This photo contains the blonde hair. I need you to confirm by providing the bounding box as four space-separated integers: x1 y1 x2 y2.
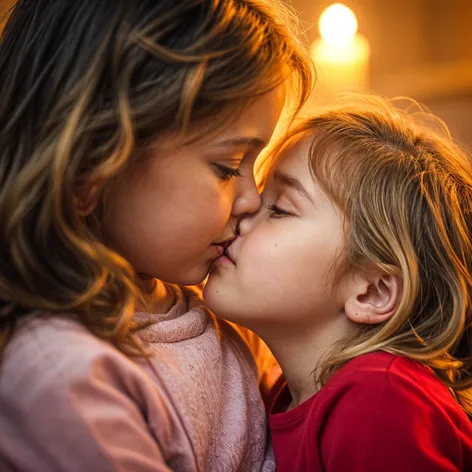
0 0 314 357
273 95 472 415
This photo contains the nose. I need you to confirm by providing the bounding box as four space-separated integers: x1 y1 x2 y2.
231 173 261 217
237 209 259 236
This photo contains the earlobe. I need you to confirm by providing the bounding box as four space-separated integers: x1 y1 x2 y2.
344 271 402 325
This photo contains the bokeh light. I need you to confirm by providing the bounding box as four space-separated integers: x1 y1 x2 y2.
319 3 358 46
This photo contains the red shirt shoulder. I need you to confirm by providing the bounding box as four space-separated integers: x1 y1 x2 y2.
269 352 472 472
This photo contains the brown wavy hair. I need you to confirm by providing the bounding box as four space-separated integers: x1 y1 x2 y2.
0 0 314 357
271 96 472 415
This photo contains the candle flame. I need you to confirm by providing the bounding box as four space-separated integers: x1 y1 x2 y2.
319 3 358 46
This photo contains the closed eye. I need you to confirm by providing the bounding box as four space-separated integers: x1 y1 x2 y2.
267 202 292 219
214 163 242 181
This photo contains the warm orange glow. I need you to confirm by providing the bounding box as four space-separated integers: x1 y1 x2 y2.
319 3 358 46
310 2 370 105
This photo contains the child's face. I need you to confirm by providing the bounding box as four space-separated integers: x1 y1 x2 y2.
102 86 285 285
204 138 346 330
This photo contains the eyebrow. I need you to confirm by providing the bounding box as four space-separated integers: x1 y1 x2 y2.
212 137 267 149
273 170 314 203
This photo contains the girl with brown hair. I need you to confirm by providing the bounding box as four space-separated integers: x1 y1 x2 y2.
0 1 314 470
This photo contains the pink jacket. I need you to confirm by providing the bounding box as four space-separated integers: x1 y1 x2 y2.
0 286 278 471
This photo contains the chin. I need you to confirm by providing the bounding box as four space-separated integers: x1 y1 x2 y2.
203 282 226 315
172 267 209 285
203 283 243 325
160 264 209 287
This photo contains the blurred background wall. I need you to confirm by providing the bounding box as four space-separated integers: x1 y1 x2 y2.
1 0 471 146
286 0 472 147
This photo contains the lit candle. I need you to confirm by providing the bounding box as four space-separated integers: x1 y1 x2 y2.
310 3 370 104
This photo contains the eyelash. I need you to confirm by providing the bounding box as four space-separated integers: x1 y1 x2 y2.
267 202 292 219
214 164 242 181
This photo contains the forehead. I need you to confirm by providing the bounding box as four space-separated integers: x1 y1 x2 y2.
162 85 287 152
273 137 312 179
218 85 287 145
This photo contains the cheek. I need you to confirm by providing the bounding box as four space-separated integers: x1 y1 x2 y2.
190 182 236 235
161 177 235 231
240 229 334 294
238 230 301 288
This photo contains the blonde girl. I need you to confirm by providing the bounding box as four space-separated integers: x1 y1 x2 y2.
205 96 472 471
0 1 314 471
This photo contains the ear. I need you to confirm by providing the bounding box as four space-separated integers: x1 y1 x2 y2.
344 269 402 325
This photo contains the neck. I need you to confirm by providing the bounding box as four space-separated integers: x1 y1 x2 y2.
255 314 356 408
135 275 176 314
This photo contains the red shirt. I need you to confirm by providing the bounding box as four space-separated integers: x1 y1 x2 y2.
269 352 472 472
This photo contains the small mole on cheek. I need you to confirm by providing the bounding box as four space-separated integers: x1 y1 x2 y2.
275 244 278 247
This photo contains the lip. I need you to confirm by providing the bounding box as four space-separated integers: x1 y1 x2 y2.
212 241 236 267
213 244 225 257
212 235 236 257
213 253 235 267
224 247 236 265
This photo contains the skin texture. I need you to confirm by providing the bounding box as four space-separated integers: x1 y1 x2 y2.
205 139 347 331
101 86 286 304
205 139 401 404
